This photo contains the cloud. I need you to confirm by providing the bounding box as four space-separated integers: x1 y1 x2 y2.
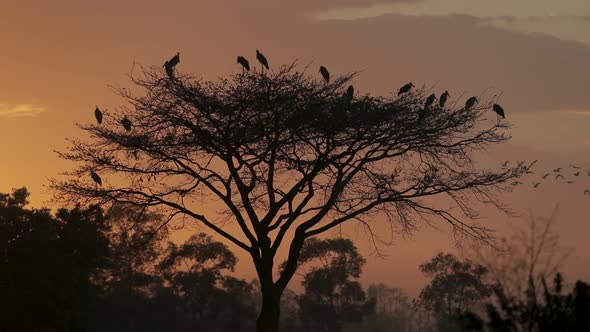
0 103 46 118
305 0 590 45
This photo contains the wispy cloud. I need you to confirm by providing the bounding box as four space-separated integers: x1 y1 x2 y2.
306 0 590 45
0 103 46 118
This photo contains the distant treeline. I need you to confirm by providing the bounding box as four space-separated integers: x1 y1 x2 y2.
1 188 589 332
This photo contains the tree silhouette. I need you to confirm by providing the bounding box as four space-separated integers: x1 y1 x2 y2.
52 56 531 331
292 238 374 332
0 188 109 331
416 252 491 331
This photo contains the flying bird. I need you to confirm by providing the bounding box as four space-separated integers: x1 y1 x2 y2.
95 106 103 125
90 171 102 186
237 56 250 71
425 93 436 109
542 173 550 179
492 103 506 118
439 91 449 107
319 65 330 83
121 117 132 132
533 182 541 188
398 82 414 95
553 168 562 172
256 50 269 72
465 97 478 110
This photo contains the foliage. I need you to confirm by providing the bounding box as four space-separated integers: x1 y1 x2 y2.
294 238 375 332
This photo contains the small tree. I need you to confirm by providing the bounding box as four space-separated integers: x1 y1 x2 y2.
52 56 530 331
416 252 492 331
294 238 374 332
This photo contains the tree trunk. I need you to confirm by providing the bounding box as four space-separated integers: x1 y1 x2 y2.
256 284 281 332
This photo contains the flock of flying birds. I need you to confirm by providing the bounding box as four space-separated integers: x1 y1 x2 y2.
511 161 590 196
89 51 588 198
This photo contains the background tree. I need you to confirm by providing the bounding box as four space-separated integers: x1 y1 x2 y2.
51 55 531 331
0 188 109 331
361 284 413 332
157 232 257 330
416 252 492 331
292 237 374 332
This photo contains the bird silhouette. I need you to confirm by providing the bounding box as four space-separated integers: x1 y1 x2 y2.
492 103 506 118
533 182 541 188
465 97 478 110
439 90 449 107
256 50 269 72
343 85 354 105
90 171 102 186
425 93 436 109
584 189 590 195
555 174 565 180
542 173 550 179
398 82 414 95
167 52 180 67
237 56 250 71
319 66 330 83
121 117 132 132
553 168 562 172
95 106 103 125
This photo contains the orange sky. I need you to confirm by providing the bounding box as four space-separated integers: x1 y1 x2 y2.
1 0 590 296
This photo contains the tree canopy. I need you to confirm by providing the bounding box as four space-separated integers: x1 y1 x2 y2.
51 55 531 331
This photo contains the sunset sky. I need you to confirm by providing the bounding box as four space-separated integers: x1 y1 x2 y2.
1 0 590 295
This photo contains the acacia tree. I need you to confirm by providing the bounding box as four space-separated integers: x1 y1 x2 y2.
52 56 530 331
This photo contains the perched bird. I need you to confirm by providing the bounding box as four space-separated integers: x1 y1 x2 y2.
90 171 102 186
555 174 565 180
465 96 478 110
398 82 414 95
256 50 269 71
492 103 506 118
533 182 541 188
439 90 449 107
167 52 180 68
553 168 562 172
121 117 132 132
584 189 590 195
425 93 436 109
164 62 175 79
542 173 550 179
95 106 103 125
319 65 330 83
346 85 354 101
237 56 250 71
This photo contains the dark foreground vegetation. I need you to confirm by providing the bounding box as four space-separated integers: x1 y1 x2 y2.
2 188 588 332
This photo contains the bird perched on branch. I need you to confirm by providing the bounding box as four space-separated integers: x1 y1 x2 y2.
425 93 436 109
319 65 330 83
121 116 132 132
237 56 250 71
256 50 269 72
398 82 414 95
493 103 506 119
90 171 102 186
163 52 180 79
465 96 478 110
94 106 103 125
439 90 449 107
